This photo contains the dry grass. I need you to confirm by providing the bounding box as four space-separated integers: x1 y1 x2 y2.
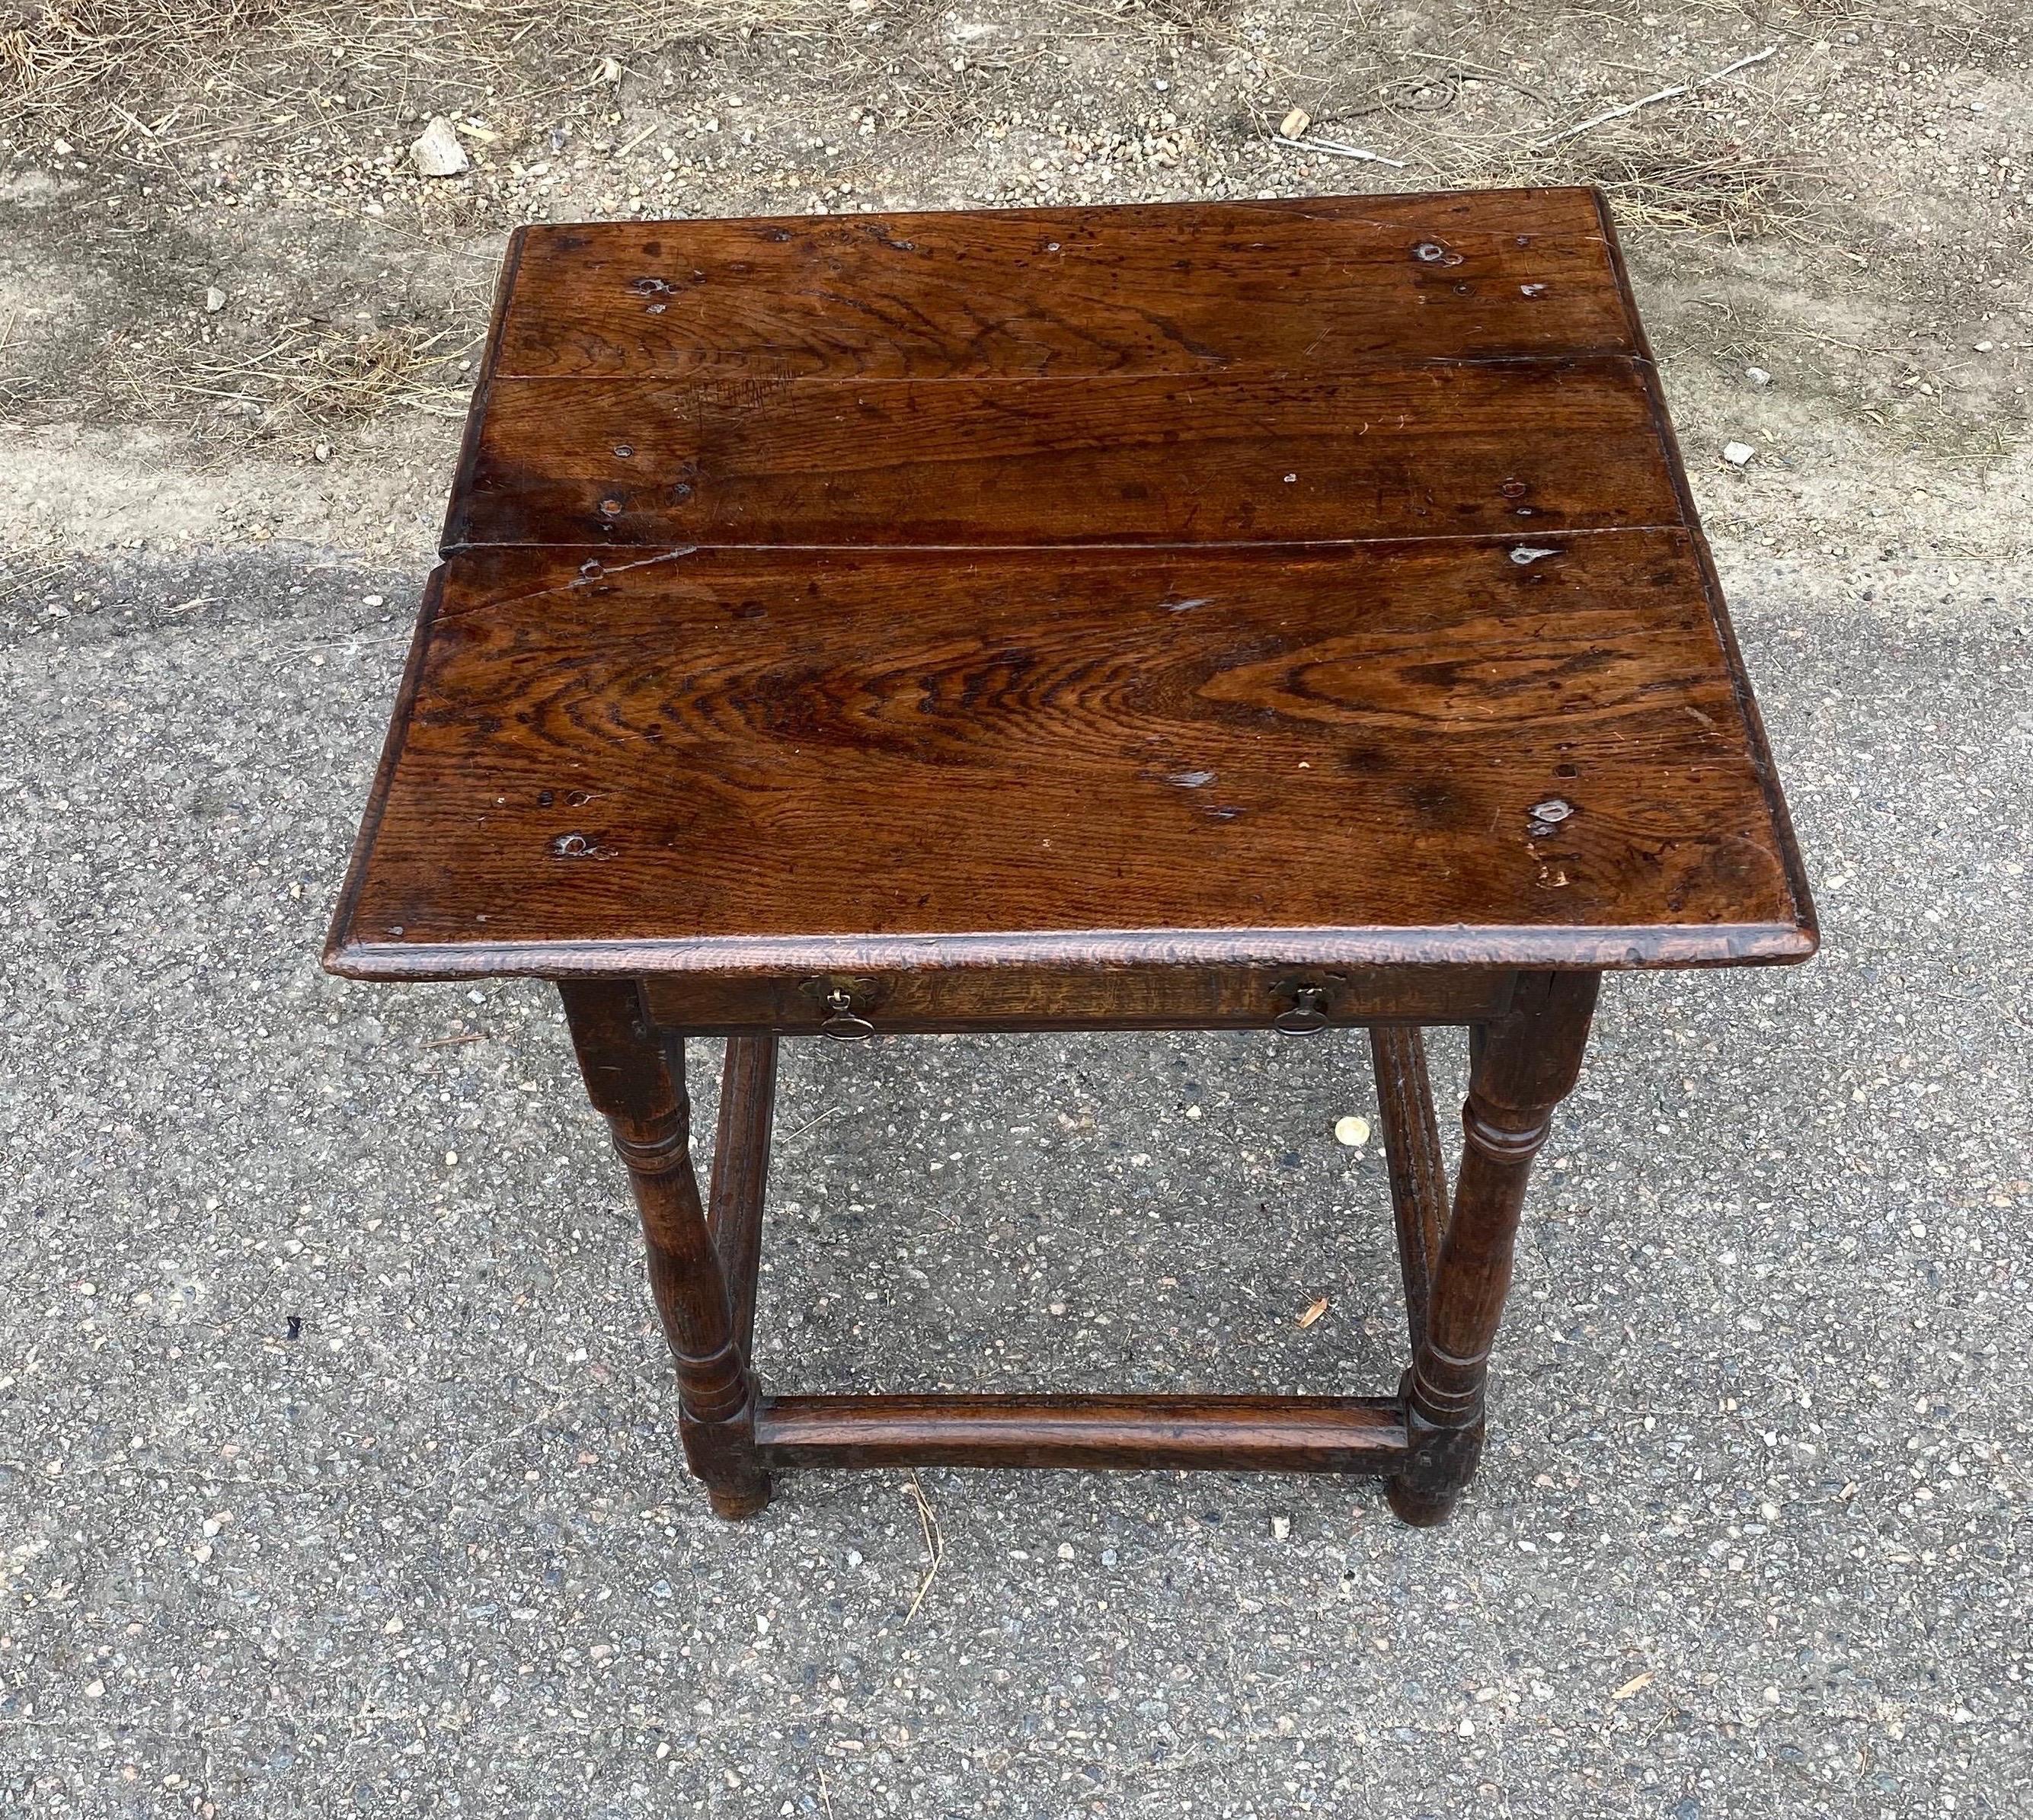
1199 1 1820 241
566 0 838 50
1549 120 1817 239
101 318 473 430
0 545 70 604
2 0 281 135
4 0 1825 261
276 321 471 421
1133 0 1242 26
1 0 840 142
0 304 27 411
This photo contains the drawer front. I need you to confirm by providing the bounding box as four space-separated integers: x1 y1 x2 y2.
641 964 1516 1036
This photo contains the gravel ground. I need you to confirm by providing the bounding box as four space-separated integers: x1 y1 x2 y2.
2 540 2028 1816
4 0 2031 1811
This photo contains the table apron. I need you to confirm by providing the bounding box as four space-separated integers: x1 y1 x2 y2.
640 964 1517 1036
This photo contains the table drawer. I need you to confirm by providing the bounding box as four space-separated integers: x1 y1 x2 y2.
641 964 1516 1037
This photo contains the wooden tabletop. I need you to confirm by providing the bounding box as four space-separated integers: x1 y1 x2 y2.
326 190 1815 981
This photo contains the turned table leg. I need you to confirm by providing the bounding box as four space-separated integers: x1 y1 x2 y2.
559 980 771 1518
1388 971 1600 1526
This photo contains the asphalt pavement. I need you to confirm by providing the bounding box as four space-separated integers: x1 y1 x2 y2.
1 543 2028 1816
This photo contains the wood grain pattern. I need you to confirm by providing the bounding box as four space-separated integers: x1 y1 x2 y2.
706 1034 775 1358
559 979 769 1517
451 359 1676 549
325 532 1812 979
1372 1026 1446 1352
324 193 1818 1525
493 192 1635 383
1389 970 1597 1524
639 963 1515 1035
753 1393 1409 1472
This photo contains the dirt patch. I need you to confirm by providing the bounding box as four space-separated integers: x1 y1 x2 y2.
2 0 2028 569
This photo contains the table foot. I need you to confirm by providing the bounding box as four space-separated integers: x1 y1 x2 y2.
706 1476 774 1521
1386 1405 1485 1526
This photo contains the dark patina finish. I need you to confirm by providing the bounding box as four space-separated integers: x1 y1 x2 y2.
327 190 1814 1524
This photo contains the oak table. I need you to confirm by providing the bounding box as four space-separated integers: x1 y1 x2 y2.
325 189 1815 1524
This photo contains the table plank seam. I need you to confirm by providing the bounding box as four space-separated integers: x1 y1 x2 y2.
432 524 1696 562
482 354 1662 385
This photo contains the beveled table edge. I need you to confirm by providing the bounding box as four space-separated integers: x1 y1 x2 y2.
1587 188 1821 971
497 184 1617 242
321 920 1817 984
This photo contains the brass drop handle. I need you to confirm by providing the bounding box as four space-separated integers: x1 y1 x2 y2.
1272 983 1331 1036
819 987 876 1043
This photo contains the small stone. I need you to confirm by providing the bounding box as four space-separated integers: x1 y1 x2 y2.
314 442 331 462
1334 1115 1370 1147
1745 366 1770 386
596 55 625 85
52 137 73 157
1974 339 1995 352
205 286 226 312
362 593 385 606
409 117 469 178
1279 107 1311 140
1722 441 1755 467
1270 1513 1291 1541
